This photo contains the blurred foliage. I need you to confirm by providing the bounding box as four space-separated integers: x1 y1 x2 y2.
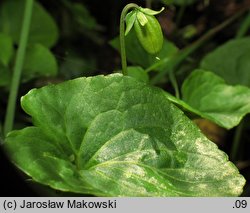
0 0 59 47
201 38 250 87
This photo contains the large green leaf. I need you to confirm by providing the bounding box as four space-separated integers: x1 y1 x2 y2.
0 0 58 48
201 38 250 87
4 74 245 196
0 33 13 66
110 29 178 71
165 69 250 129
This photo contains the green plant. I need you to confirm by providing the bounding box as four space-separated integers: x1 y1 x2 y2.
2 1 249 196
119 3 164 75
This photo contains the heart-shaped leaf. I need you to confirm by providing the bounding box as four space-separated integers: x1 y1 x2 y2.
165 69 250 129
4 74 245 196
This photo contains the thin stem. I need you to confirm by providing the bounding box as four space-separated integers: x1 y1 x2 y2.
120 3 139 75
231 119 245 162
236 11 250 38
169 71 180 98
150 7 249 85
4 0 34 136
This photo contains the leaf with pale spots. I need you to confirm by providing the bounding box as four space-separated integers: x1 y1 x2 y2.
4 74 245 196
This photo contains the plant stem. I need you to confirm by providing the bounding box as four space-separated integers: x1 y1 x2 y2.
236 11 250 38
150 7 249 85
120 3 139 75
169 71 180 98
231 119 245 162
3 0 33 136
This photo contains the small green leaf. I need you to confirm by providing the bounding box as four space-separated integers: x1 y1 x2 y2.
201 38 250 87
165 69 250 129
0 0 59 47
5 74 245 196
139 7 165 16
23 44 58 82
126 66 149 83
134 15 163 54
125 11 137 36
182 25 198 39
0 33 13 66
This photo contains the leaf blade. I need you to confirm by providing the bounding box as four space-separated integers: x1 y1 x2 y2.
5 74 246 196
201 38 250 87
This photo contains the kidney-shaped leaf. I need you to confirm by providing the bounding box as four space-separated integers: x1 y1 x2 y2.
166 69 250 129
4 74 245 196
201 38 250 87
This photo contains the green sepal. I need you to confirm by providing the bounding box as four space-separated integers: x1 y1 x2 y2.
139 7 165 16
125 11 137 36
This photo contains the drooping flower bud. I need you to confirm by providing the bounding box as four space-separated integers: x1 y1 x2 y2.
125 7 164 54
